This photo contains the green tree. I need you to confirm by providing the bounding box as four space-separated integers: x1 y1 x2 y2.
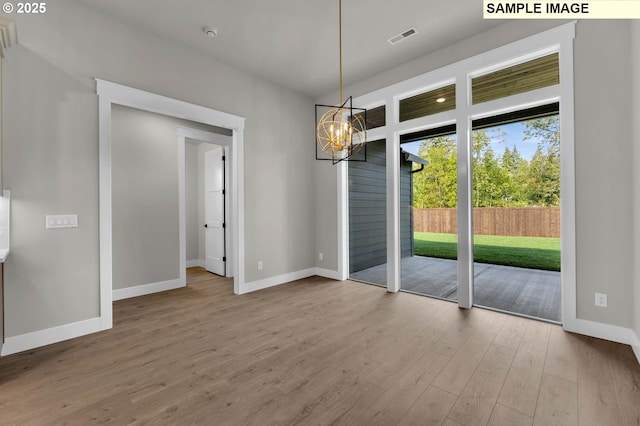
523 115 560 206
501 145 529 206
412 115 560 208
413 135 457 208
527 146 560 206
502 146 523 174
472 128 513 207
523 115 560 156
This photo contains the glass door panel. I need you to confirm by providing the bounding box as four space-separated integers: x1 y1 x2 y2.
470 115 561 322
400 130 458 302
348 139 387 287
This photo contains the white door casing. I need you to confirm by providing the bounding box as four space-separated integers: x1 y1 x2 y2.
205 147 226 275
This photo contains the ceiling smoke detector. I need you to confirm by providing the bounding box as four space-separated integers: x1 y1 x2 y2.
388 27 417 45
203 26 218 38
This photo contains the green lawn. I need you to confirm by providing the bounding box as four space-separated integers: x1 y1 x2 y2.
413 232 560 271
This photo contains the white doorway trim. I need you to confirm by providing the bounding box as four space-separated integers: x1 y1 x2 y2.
178 127 233 281
96 79 245 331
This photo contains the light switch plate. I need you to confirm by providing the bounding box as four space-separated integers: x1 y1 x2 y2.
46 214 78 229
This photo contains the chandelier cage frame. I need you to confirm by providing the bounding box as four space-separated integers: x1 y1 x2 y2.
315 97 368 164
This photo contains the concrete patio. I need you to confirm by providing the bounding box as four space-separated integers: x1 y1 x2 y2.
350 256 561 322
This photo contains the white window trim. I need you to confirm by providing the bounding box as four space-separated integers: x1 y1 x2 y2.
339 22 576 326
96 79 246 330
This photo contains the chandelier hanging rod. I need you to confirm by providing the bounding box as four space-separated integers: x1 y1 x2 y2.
314 0 367 164
339 0 343 104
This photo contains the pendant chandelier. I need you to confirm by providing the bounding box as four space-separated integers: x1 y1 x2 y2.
315 0 367 164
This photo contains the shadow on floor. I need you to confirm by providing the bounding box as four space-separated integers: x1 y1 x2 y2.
349 256 561 322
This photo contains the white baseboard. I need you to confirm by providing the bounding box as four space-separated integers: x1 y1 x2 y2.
113 278 185 301
240 267 345 294
313 267 343 281
240 268 317 294
1 317 103 356
565 319 640 364
186 259 205 268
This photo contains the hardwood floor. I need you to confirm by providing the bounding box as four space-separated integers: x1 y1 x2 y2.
0 267 639 425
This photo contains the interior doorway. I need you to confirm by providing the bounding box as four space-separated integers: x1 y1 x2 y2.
97 79 246 331
178 127 232 280
178 127 233 277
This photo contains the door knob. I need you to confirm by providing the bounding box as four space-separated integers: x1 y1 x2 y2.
203 224 208 228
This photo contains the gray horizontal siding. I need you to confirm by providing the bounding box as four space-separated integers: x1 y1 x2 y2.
349 140 413 275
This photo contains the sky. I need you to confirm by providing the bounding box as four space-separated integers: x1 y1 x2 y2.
489 122 539 160
401 121 542 161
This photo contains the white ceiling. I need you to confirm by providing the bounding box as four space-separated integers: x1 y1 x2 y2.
72 0 507 98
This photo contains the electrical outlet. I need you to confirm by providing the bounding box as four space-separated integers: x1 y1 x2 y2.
257 261 263 270
319 253 323 261
595 292 607 307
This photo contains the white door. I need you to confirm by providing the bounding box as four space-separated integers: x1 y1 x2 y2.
204 146 226 276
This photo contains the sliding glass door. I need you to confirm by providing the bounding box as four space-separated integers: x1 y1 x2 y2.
471 111 561 322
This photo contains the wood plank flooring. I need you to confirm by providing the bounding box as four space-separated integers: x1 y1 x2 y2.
0 268 638 425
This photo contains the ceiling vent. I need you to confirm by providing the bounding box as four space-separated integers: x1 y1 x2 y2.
388 27 417 45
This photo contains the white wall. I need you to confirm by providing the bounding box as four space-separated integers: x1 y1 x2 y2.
315 20 637 330
185 143 199 263
632 20 640 343
2 0 314 338
4 45 100 335
314 160 339 271
110 105 226 290
573 21 633 327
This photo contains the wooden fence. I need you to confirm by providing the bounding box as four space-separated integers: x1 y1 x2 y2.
413 207 560 238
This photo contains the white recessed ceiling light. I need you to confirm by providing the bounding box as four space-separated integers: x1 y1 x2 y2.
436 97 446 103
203 26 218 38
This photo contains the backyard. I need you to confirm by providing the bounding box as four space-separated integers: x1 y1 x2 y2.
414 231 560 271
